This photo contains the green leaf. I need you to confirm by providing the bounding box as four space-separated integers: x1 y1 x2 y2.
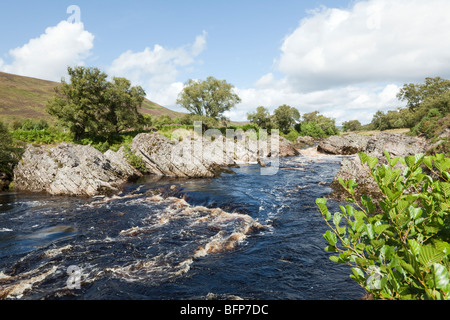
419 245 446 268
408 239 421 257
432 263 450 290
329 255 340 263
325 246 338 253
408 206 422 220
400 260 416 276
423 156 434 170
440 182 450 197
333 212 343 228
361 195 375 214
366 224 375 240
351 267 365 281
358 152 368 164
405 154 424 168
374 223 390 236
316 198 331 220
405 156 415 168
396 200 410 215
323 230 337 246
367 156 378 170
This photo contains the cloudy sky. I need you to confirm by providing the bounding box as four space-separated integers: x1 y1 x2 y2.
1 0 450 124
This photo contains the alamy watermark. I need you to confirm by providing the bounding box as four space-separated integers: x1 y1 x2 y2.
66 265 83 290
169 122 280 176
67 5 81 24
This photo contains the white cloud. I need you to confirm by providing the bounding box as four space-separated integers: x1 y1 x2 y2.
0 21 94 81
227 78 402 125
108 31 207 106
277 0 450 92
227 0 450 123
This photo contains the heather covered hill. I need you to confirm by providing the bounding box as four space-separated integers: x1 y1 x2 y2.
0 71 183 123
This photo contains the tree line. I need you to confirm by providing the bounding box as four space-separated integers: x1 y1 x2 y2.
2 65 449 187
343 77 450 136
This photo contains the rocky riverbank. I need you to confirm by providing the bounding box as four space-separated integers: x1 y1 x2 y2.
316 132 429 201
11 131 298 196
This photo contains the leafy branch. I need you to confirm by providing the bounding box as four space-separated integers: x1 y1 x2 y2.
317 152 450 300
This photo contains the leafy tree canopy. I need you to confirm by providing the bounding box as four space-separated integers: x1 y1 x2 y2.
46 66 145 140
342 120 362 132
247 106 273 130
273 104 300 134
176 76 241 120
397 77 450 112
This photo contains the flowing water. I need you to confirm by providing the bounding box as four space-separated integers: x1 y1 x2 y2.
0 152 365 300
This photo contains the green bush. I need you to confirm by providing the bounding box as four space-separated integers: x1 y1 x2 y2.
283 129 300 142
11 129 73 145
0 122 23 175
122 144 148 173
296 121 326 138
317 152 450 300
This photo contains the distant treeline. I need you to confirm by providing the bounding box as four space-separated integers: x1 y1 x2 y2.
343 77 450 136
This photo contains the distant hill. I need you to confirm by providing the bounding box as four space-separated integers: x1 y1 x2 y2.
0 71 184 123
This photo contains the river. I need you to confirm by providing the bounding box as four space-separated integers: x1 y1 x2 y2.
0 151 365 300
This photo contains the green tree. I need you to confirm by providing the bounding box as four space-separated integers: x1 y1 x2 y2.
46 66 145 140
247 106 273 129
273 105 300 134
371 110 389 131
397 77 450 112
342 120 362 132
103 77 145 133
295 111 338 137
0 122 22 176
303 111 338 135
176 76 241 120
297 121 325 138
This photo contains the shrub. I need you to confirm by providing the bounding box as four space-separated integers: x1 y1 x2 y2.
11 129 73 145
122 144 148 173
283 129 300 142
0 122 23 175
316 152 450 300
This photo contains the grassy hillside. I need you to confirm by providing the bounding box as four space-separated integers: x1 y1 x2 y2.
0 71 184 123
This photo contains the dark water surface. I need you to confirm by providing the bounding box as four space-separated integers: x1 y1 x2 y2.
0 153 365 300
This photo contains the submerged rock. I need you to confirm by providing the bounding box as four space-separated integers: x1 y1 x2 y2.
13 143 141 196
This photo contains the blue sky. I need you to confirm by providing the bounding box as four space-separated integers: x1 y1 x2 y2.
1 0 450 124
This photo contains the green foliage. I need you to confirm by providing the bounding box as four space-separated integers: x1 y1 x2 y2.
0 122 23 175
370 77 450 138
296 121 326 138
342 120 362 132
397 77 450 112
12 119 49 131
176 76 241 120
317 152 450 300
273 104 300 134
411 108 445 139
11 128 73 145
178 114 219 129
371 109 416 131
122 144 148 173
46 66 145 140
153 115 174 128
295 111 339 137
282 129 300 142
247 106 273 130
